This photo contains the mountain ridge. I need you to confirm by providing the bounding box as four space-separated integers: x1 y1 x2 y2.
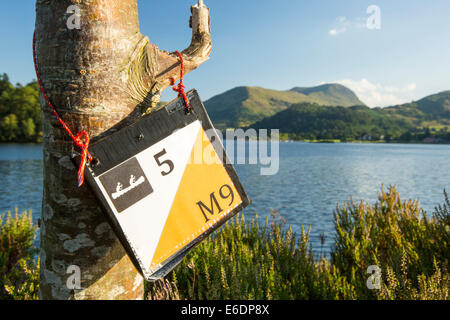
204 83 365 129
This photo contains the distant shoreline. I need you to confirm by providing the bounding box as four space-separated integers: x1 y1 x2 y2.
279 138 450 145
1 140 449 146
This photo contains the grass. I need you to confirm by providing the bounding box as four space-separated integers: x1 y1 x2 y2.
1 186 449 300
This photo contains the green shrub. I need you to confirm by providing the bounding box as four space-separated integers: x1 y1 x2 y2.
147 187 449 300
2 187 449 300
146 214 355 300
332 186 449 300
0 209 39 300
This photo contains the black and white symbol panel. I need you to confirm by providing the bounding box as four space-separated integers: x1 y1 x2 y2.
98 157 153 213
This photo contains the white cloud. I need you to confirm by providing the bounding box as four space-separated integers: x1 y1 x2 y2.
332 79 418 107
329 27 346 36
337 16 347 24
329 16 367 36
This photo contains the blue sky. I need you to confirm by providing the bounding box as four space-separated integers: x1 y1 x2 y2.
0 0 449 107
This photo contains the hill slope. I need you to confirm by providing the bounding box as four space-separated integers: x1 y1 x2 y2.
205 84 365 129
249 103 410 140
384 90 450 123
249 91 450 141
290 84 365 107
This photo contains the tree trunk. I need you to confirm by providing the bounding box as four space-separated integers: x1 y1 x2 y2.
36 0 211 300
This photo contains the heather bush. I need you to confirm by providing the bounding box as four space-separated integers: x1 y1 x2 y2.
146 214 355 300
147 187 449 300
0 209 39 300
2 187 449 300
332 186 449 300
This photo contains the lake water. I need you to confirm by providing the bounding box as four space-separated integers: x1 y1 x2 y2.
1 142 449 256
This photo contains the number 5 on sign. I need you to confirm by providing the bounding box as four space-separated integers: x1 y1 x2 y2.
154 149 174 176
79 90 250 280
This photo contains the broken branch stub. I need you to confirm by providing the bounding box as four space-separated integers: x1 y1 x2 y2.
132 0 212 113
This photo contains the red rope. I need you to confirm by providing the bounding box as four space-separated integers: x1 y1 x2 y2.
33 36 188 186
171 51 191 112
33 31 93 187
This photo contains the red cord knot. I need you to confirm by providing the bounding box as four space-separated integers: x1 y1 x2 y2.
171 51 191 112
73 131 93 187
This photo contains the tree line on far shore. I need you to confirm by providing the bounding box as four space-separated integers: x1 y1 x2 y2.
1 71 449 144
0 74 41 143
249 102 450 143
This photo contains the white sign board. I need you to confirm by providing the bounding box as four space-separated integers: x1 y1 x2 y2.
78 90 250 280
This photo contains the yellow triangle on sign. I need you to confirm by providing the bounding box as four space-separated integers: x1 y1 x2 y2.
150 128 243 268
